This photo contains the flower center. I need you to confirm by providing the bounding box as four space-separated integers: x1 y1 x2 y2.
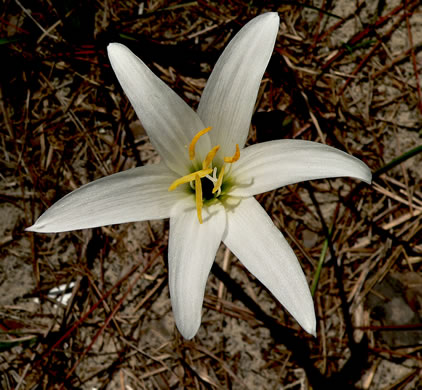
168 127 240 224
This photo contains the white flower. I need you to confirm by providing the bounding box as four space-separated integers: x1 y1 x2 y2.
27 13 371 339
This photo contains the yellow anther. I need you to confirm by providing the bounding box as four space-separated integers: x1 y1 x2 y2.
224 144 240 163
189 126 212 160
202 145 220 169
168 168 213 191
195 174 203 224
212 165 225 194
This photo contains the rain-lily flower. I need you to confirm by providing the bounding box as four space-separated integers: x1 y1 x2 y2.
27 13 371 339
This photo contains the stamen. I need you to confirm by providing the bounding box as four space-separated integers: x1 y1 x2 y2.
189 127 212 160
168 168 213 191
202 145 220 169
212 165 225 194
195 174 203 224
224 144 240 163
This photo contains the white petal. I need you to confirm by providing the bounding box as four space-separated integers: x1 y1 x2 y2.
108 43 211 175
230 140 372 197
169 199 226 339
197 13 279 159
27 164 183 233
223 197 316 335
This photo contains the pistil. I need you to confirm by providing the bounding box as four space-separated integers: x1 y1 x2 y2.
212 165 225 194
